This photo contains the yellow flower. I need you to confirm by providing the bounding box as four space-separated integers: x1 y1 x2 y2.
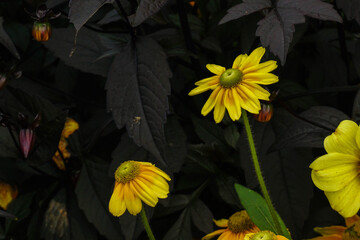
309 120 360 217
52 118 79 171
309 214 360 240
0 181 18 210
109 160 171 217
202 210 260 240
188 47 278 123
244 231 289 240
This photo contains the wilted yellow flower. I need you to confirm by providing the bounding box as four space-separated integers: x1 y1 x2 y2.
0 181 18 210
52 118 79 170
202 211 260 240
109 160 171 217
244 231 289 240
309 215 360 240
188 47 278 123
310 120 360 217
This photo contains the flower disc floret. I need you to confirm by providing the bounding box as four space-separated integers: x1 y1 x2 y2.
220 69 243 88
115 161 140 183
228 211 255 233
188 47 278 123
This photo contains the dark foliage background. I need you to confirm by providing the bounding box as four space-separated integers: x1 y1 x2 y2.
0 0 359 239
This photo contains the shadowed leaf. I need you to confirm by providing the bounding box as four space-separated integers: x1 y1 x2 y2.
0 17 19 59
131 0 169 27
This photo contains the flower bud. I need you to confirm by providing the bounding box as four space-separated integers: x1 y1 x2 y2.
253 102 274 122
19 128 36 158
32 21 51 42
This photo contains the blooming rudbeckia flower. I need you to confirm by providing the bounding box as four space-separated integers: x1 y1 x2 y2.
309 214 360 240
109 160 171 216
244 231 289 240
52 117 79 170
188 47 278 123
202 210 260 240
310 120 360 217
0 181 18 210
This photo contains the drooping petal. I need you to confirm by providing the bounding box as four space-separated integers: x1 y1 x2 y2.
213 89 226 123
206 64 226 75
123 183 142 215
310 153 359 192
355 124 360 150
232 54 248 69
195 76 220 86
224 89 241 121
142 165 171 181
108 183 126 217
217 230 234 240
137 177 169 198
213 218 228 228
242 60 278 74
236 86 261 114
139 172 170 193
201 229 227 240
201 86 222 116
325 178 360 218
314 226 346 236
130 181 158 207
242 72 279 85
324 120 359 155
240 82 270 101
188 82 219 96
240 47 265 71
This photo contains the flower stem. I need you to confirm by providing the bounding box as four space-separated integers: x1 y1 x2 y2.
140 207 156 240
241 109 282 235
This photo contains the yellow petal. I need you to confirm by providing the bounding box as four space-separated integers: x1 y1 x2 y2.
201 229 227 240
236 85 261 114
206 64 225 75
142 165 171 181
213 218 228 227
108 183 126 217
213 89 226 123
224 89 241 121
232 54 248 69
240 47 265 71
242 60 277 74
201 86 222 116
123 183 142 215
137 177 169 198
324 120 359 155
240 82 270 101
139 172 170 193
130 181 158 207
243 72 279 85
188 83 219 96
195 76 220 86
314 226 345 236
310 153 359 192
325 178 360 218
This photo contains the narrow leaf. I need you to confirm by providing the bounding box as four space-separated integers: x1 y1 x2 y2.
163 209 192 240
131 0 169 27
219 0 271 24
190 199 213 234
0 17 20 59
106 37 171 165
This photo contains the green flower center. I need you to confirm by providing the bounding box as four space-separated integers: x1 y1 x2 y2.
250 231 277 240
228 211 255 233
114 161 140 183
343 221 360 240
219 68 243 88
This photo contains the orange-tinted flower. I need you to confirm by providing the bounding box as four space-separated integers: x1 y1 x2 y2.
309 215 360 240
0 181 18 210
202 211 260 240
52 118 79 170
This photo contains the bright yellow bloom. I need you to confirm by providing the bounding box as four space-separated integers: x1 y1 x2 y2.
309 214 360 240
109 160 171 217
310 120 360 217
202 211 260 240
244 231 289 240
188 47 278 123
0 181 18 210
52 118 79 170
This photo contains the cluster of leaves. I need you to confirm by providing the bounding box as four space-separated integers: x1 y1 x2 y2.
0 0 359 239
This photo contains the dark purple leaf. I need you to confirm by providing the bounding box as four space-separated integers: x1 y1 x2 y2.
0 17 20 59
131 0 169 27
336 0 360 24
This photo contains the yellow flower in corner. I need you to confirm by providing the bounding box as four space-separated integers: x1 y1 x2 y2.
310 120 360 218
309 214 360 240
0 181 18 210
188 47 278 123
109 160 171 217
52 118 79 170
202 210 260 240
244 231 289 240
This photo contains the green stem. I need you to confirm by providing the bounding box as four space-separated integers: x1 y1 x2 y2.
242 109 282 235
140 207 156 240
